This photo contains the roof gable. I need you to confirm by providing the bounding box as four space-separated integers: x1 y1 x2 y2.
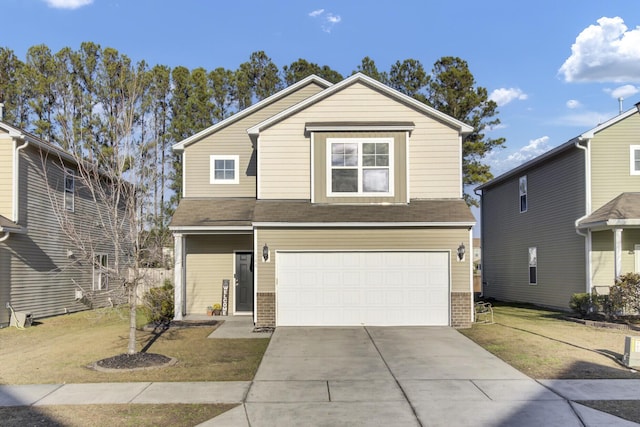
172 75 332 152
247 73 473 136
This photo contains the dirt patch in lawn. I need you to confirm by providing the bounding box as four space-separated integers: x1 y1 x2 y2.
0 404 236 427
0 308 269 384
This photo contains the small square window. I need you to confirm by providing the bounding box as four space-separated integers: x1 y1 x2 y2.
210 155 239 184
630 146 640 175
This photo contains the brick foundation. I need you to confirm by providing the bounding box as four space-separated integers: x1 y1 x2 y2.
451 291 472 328
256 292 276 327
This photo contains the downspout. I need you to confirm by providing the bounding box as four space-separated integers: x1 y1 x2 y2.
574 138 592 294
474 187 484 298
13 136 29 223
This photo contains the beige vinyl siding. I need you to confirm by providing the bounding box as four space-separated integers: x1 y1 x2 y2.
2 145 123 324
590 113 640 211
184 82 326 198
255 227 470 294
258 82 461 200
0 137 13 219
184 234 252 315
591 229 640 289
481 147 586 310
312 132 407 203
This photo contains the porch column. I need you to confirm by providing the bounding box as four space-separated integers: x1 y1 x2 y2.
613 227 622 281
173 233 185 320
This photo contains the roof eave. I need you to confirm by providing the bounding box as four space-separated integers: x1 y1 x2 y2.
172 75 333 152
247 73 474 136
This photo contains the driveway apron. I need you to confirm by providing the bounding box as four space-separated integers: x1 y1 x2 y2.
242 326 620 427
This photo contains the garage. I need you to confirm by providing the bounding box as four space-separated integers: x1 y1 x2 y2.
276 251 450 326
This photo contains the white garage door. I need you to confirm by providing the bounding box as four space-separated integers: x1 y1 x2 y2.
276 251 449 326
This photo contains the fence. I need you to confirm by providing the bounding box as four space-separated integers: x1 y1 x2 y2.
130 268 174 304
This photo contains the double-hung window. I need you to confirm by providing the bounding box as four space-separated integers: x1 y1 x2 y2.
328 138 393 196
64 168 75 212
519 175 527 213
630 146 640 175
210 155 239 184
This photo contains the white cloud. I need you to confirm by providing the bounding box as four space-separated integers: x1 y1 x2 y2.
485 136 553 177
43 0 93 9
308 9 342 33
489 88 528 106
566 99 582 109
557 111 617 128
559 16 640 83
608 84 639 99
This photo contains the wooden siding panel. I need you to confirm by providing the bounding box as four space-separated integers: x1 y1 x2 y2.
255 227 470 294
258 83 461 200
184 83 326 198
590 113 640 210
0 137 13 219
184 234 252 315
481 147 586 310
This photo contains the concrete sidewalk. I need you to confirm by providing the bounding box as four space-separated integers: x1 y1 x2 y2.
2 323 640 426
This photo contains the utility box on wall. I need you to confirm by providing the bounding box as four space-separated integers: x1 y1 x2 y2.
10 311 32 328
623 336 640 368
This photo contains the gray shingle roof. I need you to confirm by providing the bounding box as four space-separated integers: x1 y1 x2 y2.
169 198 475 228
578 192 640 228
0 215 20 230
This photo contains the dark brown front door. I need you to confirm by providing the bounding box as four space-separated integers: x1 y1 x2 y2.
235 252 254 312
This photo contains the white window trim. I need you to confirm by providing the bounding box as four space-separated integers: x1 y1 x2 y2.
93 253 108 291
210 155 240 184
519 175 527 213
326 137 394 197
630 145 640 175
64 168 75 212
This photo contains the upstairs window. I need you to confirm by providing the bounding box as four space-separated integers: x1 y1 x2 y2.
327 138 393 196
210 155 239 184
631 146 640 175
64 168 75 212
519 175 527 213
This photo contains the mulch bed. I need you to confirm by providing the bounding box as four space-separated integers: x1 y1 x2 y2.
92 319 221 372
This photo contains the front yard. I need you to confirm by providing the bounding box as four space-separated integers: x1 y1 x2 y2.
460 302 640 424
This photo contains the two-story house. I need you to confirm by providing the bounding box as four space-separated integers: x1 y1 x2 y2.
0 120 125 326
476 104 640 310
169 73 476 328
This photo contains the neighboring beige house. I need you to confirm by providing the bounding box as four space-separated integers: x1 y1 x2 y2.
476 104 640 310
170 73 476 328
0 121 124 326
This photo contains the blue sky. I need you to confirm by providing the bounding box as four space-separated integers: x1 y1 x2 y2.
3 0 640 229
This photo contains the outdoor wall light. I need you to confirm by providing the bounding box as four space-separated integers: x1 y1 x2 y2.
262 243 269 261
457 243 466 261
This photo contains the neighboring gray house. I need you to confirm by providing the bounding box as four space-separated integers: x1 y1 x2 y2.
476 104 640 310
170 73 477 328
0 121 125 326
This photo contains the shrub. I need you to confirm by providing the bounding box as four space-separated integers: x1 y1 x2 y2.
569 293 594 316
141 279 174 323
609 272 640 315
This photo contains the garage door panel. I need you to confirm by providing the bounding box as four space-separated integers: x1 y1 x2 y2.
277 251 449 326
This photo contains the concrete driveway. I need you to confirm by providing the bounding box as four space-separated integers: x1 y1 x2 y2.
210 326 621 427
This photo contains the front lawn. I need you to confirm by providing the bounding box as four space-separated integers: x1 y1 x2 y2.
0 307 269 384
